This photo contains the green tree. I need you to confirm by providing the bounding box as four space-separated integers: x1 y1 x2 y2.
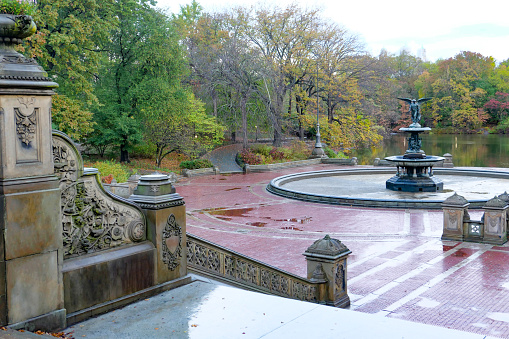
20 0 116 140
92 0 186 162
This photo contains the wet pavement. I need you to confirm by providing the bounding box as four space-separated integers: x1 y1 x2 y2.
65 279 491 339
173 164 509 338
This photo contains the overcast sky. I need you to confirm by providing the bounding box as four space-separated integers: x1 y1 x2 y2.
155 0 509 63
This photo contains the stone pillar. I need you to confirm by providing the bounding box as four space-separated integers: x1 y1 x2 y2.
441 193 469 241
483 196 508 245
303 235 351 308
0 14 64 331
129 175 187 284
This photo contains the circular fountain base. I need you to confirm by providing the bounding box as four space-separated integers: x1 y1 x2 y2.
386 175 443 192
384 155 445 192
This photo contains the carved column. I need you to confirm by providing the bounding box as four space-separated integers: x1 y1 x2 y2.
0 15 64 331
303 235 351 308
129 175 189 284
483 196 508 245
441 193 469 241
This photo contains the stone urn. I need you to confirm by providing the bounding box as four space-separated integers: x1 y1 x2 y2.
0 14 37 45
0 14 57 88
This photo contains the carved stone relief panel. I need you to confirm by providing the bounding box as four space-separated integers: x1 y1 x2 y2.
53 134 145 258
445 209 461 231
485 211 501 235
335 264 346 297
15 97 39 163
162 214 183 271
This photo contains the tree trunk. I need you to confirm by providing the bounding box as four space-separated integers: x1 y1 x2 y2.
212 89 218 117
120 136 130 163
296 95 304 140
241 97 248 149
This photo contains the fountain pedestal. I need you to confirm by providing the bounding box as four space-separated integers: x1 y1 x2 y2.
385 127 444 192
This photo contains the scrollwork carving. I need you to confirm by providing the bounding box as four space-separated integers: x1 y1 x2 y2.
53 133 145 258
162 214 183 271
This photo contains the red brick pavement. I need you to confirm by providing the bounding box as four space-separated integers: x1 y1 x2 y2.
175 165 509 338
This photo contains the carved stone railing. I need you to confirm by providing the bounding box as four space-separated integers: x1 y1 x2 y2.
442 193 507 245
52 130 146 259
187 234 351 307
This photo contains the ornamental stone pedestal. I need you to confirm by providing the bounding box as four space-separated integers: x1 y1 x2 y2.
441 193 470 242
303 235 351 308
129 175 189 285
0 14 65 331
482 196 508 245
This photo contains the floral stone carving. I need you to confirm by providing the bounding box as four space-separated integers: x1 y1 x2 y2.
162 214 183 271
53 132 145 258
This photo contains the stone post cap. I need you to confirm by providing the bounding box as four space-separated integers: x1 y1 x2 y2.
132 174 175 196
483 196 508 210
498 191 509 205
442 193 469 208
129 173 184 210
303 235 351 260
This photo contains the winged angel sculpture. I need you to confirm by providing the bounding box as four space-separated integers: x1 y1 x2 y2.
397 97 432 127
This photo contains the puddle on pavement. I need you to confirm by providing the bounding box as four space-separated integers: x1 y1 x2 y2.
247 222 267 227
452 249 469 257
442 245 457 251
274 217 312 224
281 226 303 231
225 187 242 191
216 216 232 221
204 207 255 217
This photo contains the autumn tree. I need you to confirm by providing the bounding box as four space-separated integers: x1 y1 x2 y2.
240 4 319 146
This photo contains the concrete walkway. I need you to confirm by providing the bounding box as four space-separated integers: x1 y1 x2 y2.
203 143 243 173
65 279 492 339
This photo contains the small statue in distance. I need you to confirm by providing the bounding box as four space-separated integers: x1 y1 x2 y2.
397 97 432 128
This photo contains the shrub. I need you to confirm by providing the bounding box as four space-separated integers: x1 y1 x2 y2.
239 149 262 165
251 144 273 157
288 140 310 160
91 160 131 183
323 146 337 158
179 159 214 170
269 147 285 160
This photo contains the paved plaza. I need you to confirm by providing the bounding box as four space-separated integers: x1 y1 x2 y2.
175 164 509 338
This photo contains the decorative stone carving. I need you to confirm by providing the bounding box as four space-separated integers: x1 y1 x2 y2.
162 214 183 271
335 264 346 295
53 132 146 258
186 235 324 304
15 104 37 146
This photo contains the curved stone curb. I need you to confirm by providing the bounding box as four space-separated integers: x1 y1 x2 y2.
267 168 509 209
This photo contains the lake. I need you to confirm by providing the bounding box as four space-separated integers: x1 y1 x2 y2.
349 133 509 167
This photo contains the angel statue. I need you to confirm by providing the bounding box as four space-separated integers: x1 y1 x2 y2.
397 97 432 128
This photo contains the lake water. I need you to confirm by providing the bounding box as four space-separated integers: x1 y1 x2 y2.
349 133 509 168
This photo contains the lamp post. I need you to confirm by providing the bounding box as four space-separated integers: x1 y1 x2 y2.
311 59 326 158
255 125 258 142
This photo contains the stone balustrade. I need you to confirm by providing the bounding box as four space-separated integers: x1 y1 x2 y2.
442 193 508 245
187 233 351 308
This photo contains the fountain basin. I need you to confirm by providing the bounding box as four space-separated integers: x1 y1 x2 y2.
266 168 509 209
385 155 445 192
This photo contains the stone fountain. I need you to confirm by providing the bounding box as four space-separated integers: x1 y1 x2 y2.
385 98 444 192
